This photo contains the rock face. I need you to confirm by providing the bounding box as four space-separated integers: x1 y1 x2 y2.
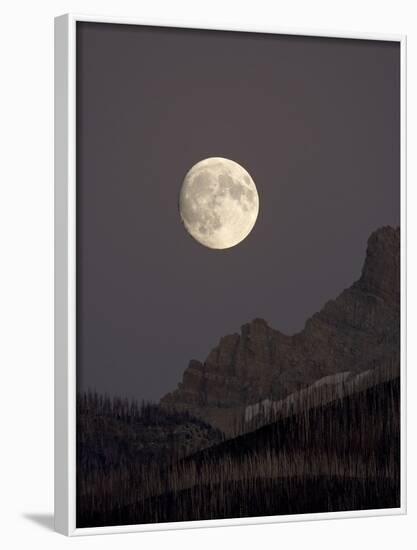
160 226 400 433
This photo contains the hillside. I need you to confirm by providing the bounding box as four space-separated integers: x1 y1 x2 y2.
79 375 400 527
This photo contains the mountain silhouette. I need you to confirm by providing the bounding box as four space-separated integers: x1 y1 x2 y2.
161 226 400 433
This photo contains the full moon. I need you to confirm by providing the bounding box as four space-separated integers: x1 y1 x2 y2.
179 157 259 249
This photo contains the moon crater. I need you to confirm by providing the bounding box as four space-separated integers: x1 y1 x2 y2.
179 157 259 249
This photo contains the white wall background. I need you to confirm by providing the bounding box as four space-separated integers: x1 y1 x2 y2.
0 0 415 547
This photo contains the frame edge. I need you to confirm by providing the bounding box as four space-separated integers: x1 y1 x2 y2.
54 13 76 537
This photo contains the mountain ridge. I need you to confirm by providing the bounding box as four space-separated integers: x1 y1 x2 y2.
160 226 400 433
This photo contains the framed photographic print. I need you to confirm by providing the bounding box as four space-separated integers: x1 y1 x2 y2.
54 14 406 536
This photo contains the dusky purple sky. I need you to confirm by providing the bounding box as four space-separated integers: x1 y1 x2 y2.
76 23 400 402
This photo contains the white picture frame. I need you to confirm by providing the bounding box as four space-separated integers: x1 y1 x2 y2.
54 13 407 536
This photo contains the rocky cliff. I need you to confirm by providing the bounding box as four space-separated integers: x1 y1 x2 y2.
160 226 400 433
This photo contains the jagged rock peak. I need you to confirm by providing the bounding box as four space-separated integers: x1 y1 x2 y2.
355 226 400 305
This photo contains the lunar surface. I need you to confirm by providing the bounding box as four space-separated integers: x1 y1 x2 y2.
179 157 259 249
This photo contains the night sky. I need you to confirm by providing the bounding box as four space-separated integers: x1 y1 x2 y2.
76 23 400 402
